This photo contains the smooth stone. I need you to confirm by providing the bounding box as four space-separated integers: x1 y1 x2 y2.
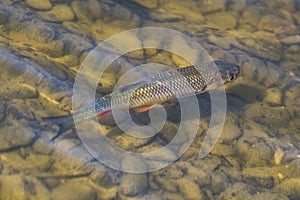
274 148 285 165
26 0 52 10
263 87 282 106
0 9 10 24
131 0 159 9
206 11 237 29
0 124 35 151
156 1 205 24
7 21 55 43
229 30 282 61
177 178 204 200
0 175 27 199
62 33 93 57
244 103 290 128
235 133 274 167
275 178 300 200
39 5 75 22
251 192 289 200
242 168 275 188
218 115 241 142
241 6 261 26
258 15 298 35
51 180 97 200
198 0 226 14
7 99 35 120
1 82 37 100
283 85 300 108
119 173 148 197
227 0 246 11
71 1 93 23
260 0 295 12
219 183 254 199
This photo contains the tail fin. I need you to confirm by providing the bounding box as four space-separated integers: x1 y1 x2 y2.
42 114 74 142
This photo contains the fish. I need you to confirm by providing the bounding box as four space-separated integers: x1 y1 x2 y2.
43 60 240 141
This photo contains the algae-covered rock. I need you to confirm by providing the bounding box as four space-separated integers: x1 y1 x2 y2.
51 180 97 200
206 11 237 29
275 178 300 200
119 173 148 197
39 5 75 22
0 124 36 151
26 0 52 10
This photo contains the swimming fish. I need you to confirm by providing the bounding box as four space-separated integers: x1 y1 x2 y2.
43 60 240 141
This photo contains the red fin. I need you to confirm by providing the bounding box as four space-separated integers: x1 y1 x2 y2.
136 105 155 113
98 110 112 118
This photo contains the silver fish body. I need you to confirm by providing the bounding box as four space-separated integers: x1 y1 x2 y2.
44 60 240 141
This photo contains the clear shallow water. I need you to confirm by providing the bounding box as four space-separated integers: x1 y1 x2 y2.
0 0 300 199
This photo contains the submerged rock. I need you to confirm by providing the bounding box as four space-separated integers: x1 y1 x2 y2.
39 5 75 22
25 0 52 10
0 124 35 151
51 180 97 200
206 11 237 29
197 0 226 14
119 173 148 197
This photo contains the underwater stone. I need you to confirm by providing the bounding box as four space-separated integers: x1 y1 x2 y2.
263 87 282 106
0 9 10 25
25 0 52 10
275 178 300 200
39 5 75 22
177 178 204 200
51 181 97 200
0 175 27 200
198 0 226 14
206 11 237 29
71 1 93 23
119 173 148 197
230 30 282 61
0 124 35 151
219 183 254 199
130 0 159 9
258 15 298 36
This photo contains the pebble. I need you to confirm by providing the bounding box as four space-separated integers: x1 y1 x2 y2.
229 30 282 61
0 175 27 199
177 178 204 200
235 134 274 167
258 15 298 35
51 180 97 200
0 124 35 151
39 5 75 22
0 8 10 25
197 0 226 14
241 6 261 26
131 0 158 9
242 167 275 188
244 103 290 129
206 11 237 29
218 115 241 142
119 173 148 197
260 0 295 12
275 178 300 200
7 21 56 43
274 148 285 165
219 183 254 199
25 0 52 10
263 87 282 106
71 1 93 23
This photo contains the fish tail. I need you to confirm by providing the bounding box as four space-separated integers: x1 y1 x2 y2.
42 114 74 142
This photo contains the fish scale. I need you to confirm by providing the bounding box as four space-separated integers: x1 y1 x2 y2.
43 60 240 141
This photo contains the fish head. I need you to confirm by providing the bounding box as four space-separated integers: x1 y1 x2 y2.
214 60 240 84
